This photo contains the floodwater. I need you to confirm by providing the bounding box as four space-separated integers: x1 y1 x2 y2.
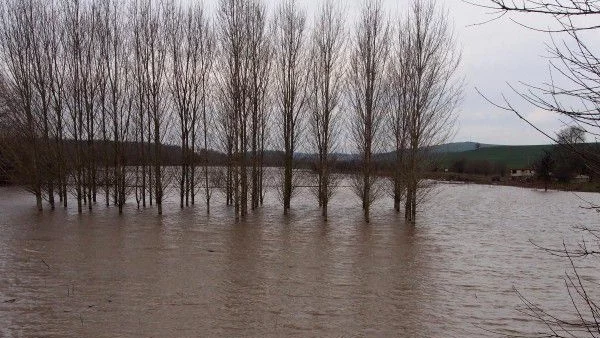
0 182 599 337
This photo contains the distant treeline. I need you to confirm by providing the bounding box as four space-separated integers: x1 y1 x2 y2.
0 138 422 181
447 158 508 177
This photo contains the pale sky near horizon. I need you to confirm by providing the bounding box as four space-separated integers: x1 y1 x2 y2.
202 0 590 146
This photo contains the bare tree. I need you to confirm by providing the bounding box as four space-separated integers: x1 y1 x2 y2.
215 0 268 218
389 20 409 213
557 126 586 145
28 0 59 210
0 0 46 211
59 0 103 210
164 0 215 212
134 0 168 215
132 0 149 208
192 4 215 213
97 1 110 208
81 2 102 210
100 0 135 213
215 0 250 219
166 2 192 209
247 1 271 211
273 0 307 214
62 0 93 213
45 1 69 209
348 0 390 223
396 0 461 223
308 0 345 220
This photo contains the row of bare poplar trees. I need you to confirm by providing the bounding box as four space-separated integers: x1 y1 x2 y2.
0 0 461 222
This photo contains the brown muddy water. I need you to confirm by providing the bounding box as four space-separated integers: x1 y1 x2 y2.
0 182 599 337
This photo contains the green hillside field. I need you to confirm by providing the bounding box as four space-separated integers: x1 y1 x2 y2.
439 145 553 169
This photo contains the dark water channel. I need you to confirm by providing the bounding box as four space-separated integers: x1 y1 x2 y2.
0 183 598 337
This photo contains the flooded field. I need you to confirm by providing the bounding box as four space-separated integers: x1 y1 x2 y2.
0 182 599 337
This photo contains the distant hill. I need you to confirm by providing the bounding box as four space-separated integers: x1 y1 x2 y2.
440 144 553 169
368 142 560 170
298 142 555 169
429 141 497 153
374 141 498 163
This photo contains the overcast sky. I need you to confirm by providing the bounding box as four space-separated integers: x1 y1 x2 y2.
203 0 581 145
